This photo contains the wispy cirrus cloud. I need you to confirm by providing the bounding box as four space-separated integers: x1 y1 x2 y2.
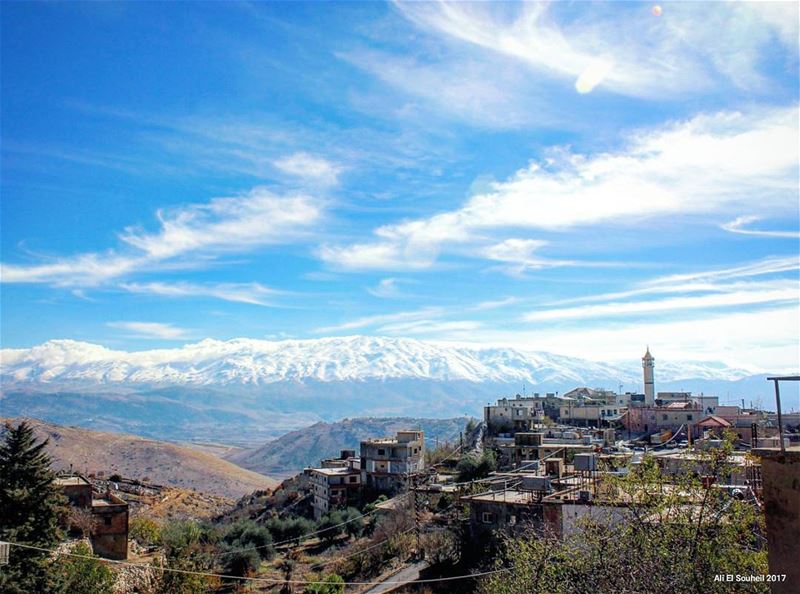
314 307 443 334
523 281 799 322
120 281 286 307
721 215 800 239
555 256 800 306
106 321 191 340
367 278 404 299
320 106 798 271
1 187 323 287
274 152 342 186
394 1 798 97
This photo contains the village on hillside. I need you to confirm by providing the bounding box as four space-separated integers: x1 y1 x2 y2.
2 348 798 593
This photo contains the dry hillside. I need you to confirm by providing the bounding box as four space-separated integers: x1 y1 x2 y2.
227 416 468 475
3 417 277 499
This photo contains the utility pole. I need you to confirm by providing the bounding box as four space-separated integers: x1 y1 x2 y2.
412 474 424 560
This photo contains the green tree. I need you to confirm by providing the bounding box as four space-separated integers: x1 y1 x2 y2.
52 541 116 594
317 511 346 543
223 519 274 559
456 449 496 482
265 516 315 543
130 516 163 547
218 520 274 580
0 421 67 594
304 573 345 594
220 547 261 581
341 507 364 539
479 435 767 594
155 521 218 594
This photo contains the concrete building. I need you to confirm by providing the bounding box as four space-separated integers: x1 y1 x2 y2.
360 430 424 494
624 401 702 436
56 475 129 560
484 395 545 434
309 465 361 519
642 347 655 406
558 403 624 427
462 474 632 542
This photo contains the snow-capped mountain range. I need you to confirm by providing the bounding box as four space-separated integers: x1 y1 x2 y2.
1 336 789 446
1 335 757 388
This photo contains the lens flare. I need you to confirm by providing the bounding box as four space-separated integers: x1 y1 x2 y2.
652 5 663 17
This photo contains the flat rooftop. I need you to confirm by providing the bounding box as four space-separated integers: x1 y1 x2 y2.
461 489 537 505
311 467 359 476
55 476 90 486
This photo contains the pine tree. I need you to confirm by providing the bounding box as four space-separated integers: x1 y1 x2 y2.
0 421 67 594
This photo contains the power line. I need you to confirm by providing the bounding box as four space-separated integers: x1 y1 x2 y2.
308 527 415 570
216 492 411 557
4 540 511 586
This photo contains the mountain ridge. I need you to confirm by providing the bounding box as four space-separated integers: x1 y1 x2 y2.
1 417 277 498
0 335 760 388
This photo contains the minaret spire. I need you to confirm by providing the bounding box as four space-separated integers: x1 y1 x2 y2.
642 347 655 406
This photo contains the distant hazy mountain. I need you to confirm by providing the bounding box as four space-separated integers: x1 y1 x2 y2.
227 416 469 476
1 336 789 445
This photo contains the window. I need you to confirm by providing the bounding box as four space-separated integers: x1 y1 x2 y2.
481 512 494 524
662 414 668 420
687 414 693 421
103 516 112 527
349 476 357 483
377 448 386 456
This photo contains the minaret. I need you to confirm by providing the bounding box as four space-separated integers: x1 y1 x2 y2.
642 347 655 406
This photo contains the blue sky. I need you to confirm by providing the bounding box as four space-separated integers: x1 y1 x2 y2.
1 1 798 370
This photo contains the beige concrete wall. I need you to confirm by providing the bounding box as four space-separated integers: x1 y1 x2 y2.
756 449 800 594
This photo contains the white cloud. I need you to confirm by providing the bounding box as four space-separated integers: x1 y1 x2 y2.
367 278 403 299
320 106 798 271
376 319 482 336
644 255 800 288
314 307 443 334
338 48 550 129
395 1 798 97
274 152 341 185
107 321 191 340
721 215 800 239
2 187 323 286
556 256 800 305
120 281 285 307
522 281 799 322
119 187 322 260
472 297 518 311
489 305 800 372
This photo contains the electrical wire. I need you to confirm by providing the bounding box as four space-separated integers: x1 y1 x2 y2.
216 492 410 557
308 527 415 570
4 541 511 586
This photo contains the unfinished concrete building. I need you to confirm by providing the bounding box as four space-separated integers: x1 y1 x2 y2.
308 453 362 519
360 430 424 494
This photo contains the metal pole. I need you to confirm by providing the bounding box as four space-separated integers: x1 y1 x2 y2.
773 379 785 453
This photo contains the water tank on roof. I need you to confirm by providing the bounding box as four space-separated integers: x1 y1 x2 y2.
522 476 552 492
574 453 597 472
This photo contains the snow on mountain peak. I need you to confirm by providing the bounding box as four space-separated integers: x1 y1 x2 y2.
0 335 755 387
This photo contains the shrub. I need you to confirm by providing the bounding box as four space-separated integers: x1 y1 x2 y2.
304 573 345 594
265 516 315 544
52 541 116 594
223 520 274 560
129 517 162 547
456 450 496 482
